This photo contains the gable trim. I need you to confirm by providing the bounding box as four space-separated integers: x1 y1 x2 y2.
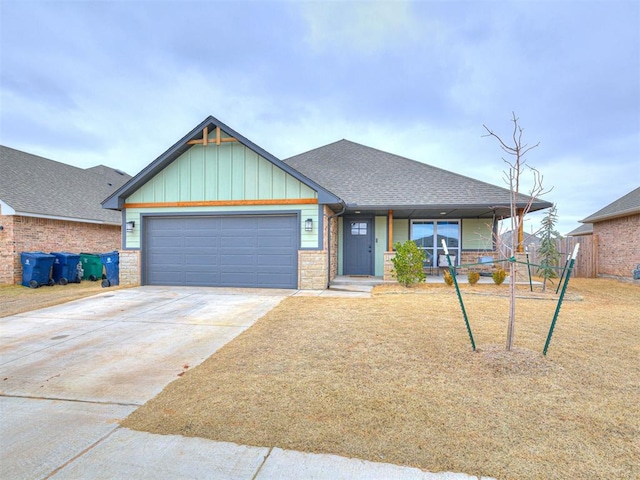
124 198 318 209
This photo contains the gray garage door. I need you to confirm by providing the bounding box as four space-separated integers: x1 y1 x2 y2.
144 215 298 288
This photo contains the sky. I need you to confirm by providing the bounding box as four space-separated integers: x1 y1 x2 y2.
1 0 638 235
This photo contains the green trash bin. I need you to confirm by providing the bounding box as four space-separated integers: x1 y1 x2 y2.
79 253 103 281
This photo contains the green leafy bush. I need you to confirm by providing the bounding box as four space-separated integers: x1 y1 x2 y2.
467 271 480 285
391 241 426 287
492 268 507 285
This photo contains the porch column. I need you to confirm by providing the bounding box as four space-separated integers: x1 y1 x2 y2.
388 210 394 251
517 208 525 253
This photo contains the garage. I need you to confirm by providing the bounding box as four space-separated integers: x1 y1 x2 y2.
144 215 298 288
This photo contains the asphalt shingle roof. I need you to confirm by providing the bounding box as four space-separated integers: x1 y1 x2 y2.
283 139 551 211
581 186 640 223
566 223 593 236
0 145 130 224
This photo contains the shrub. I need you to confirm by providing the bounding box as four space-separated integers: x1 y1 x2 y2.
443 269 454 286
390 241 426 287
467 271 480 285
492 268 507 285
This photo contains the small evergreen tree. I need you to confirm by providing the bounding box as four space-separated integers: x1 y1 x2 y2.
537 204 561 292
391 241 426 286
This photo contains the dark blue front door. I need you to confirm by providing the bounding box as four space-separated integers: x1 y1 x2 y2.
343 217 374 275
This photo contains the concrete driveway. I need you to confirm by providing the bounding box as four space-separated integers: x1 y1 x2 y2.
0 286 290 479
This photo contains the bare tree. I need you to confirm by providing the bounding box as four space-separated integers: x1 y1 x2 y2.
483 113 550 351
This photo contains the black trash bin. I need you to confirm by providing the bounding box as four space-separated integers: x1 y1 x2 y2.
20 252 55 288
99 251 119 287
51 252 81 285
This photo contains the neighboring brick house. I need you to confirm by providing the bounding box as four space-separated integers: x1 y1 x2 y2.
0 146 131 284
576 186 640 280
103 115 552 289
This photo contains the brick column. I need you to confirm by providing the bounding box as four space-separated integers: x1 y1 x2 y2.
298 250 328 290
118 250 141 286
383 251 397 282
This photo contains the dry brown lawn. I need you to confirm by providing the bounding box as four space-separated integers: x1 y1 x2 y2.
0 282 128 318
120 278 638 479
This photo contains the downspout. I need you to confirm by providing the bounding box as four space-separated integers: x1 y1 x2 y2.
326 203 347 288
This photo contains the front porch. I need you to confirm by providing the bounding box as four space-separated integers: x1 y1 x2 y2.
329 273 502 290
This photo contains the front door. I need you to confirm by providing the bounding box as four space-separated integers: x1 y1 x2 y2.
343 217 374 275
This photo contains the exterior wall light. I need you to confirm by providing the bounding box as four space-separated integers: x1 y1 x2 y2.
305 218 313 232
126 221 135 232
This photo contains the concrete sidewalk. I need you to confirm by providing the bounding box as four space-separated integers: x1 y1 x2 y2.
0 286 494 479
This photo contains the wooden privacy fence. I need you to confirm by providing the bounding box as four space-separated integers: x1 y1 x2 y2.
525 236 596 278
560 235 596 278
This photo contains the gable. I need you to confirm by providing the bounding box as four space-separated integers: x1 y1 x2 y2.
126 142 317 204
103 116 341 210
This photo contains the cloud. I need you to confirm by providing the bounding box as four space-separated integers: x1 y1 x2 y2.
300 0 421 55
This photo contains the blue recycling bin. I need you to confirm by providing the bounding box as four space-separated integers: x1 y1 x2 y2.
51 252 81 285
99 251 119 287
20 252 55 288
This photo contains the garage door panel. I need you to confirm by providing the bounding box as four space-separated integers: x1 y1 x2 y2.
149 253 183 264
257 254 295 266
220 254 255 266
220 237 255 248
258 236 295 248
145 215 298 288
184 255 219 266
257 272 293 283
185 272 221 285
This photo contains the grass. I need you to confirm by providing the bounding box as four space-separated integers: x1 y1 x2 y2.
0 281 128 318
122 278 640 479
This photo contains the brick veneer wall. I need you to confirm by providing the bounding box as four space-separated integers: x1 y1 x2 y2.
298 250 328 290
383 251 500 282
325 205 339 282
0 215 16 284
0 214 122 284
118 250 141 286
593 213 640 279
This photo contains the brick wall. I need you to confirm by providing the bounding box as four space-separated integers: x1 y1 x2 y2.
298 250 328 290
383 251 395 281
0 215 16 284
324 206 339 282
594 213 640 279
384 250 501 282
0 215 122 284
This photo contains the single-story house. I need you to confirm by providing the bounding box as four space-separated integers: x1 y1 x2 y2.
577 186 640 280
0 145 131 284
102 115 552 289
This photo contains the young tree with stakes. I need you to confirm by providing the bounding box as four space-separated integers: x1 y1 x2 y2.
483 113 551 351
537 204 561 292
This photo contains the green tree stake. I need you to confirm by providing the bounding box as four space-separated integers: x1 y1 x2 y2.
526 252 533 292
544 244 579 356
442 240 476 351
555 253 571 294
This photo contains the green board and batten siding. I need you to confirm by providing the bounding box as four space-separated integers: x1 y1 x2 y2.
124 143 320 249
126 143 318 203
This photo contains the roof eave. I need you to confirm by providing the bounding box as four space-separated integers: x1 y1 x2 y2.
581 207 640 223
344 200 552 211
